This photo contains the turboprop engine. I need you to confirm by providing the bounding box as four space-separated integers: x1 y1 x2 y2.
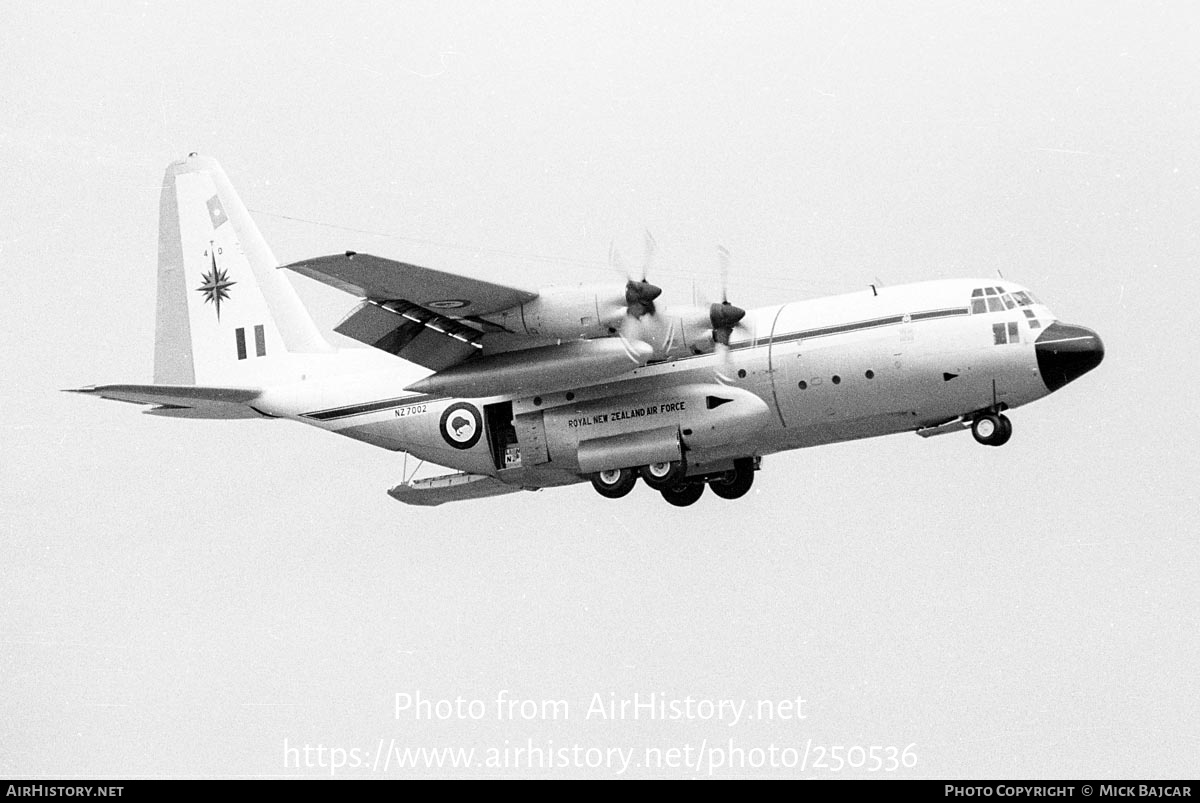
482 279 662 339
620 299 748 359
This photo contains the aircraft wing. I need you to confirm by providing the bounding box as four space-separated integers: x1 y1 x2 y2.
281 252 537 316
282 251 539 370
332 299 487 371
65 384 265 419
387 472 529 506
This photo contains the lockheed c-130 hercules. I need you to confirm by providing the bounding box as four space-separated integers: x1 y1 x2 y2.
70 155 1105 507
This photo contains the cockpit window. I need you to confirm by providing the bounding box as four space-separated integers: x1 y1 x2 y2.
972 287 1043 314
971 286 1029 313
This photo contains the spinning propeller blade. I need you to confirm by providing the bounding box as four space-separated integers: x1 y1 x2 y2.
613 231 662 318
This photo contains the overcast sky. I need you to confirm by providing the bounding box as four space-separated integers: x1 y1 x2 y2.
2 1 1198 778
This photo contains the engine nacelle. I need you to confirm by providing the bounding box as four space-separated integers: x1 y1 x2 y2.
621 304 718 359
484 284 629 339
481 284 733 362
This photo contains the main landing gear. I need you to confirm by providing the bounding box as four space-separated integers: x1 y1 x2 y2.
661 481 706 507
589 457 757 505
708 457 755 500
640 460 687 490
590 467 639 498
971 412 1013 447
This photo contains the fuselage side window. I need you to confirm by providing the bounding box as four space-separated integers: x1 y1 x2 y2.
993 323 1007 344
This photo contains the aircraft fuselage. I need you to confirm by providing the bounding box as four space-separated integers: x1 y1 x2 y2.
261 276 1103 496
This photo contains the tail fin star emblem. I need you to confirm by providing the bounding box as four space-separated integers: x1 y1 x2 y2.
196 242 236 320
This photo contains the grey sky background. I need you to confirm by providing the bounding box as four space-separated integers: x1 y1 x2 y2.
2 1 1197 778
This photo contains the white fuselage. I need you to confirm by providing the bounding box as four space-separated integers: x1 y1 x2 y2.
251 277 1065 489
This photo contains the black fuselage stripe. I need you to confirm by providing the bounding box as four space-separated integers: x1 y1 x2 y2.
908 307 970 321
301 306 973 421
304 394 437 421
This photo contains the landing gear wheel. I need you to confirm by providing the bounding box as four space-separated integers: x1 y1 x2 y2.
590 468 638 499
972 413 1012 447
994 414 1013 446
641 459 686 490
709 457 755 500
661 481 705 507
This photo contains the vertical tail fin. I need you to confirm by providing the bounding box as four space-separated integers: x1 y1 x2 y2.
154 154 331 385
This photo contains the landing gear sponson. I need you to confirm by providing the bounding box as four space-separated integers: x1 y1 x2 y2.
589 457 758 506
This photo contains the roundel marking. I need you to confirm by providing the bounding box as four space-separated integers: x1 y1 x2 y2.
439 402 483 450
427 299 471 310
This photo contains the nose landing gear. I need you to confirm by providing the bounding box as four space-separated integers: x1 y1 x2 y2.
971 412 1013 447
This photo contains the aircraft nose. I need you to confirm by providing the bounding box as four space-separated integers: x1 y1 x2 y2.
1035 322 1105 392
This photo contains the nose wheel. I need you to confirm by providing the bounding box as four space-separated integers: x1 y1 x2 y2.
971 413 1013 446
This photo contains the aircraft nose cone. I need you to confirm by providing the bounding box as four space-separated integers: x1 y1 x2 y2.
1035 322 1105 392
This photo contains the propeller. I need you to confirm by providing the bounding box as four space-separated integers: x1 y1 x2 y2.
612 238 746 368
707 246 747 383
611 232 662 319
710 245 746 347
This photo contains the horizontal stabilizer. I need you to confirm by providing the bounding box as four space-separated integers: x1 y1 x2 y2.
387 472 527 507
282 252 537 316
66 384 264 419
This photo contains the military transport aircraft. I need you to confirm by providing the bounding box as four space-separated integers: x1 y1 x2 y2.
70 155 1105 506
